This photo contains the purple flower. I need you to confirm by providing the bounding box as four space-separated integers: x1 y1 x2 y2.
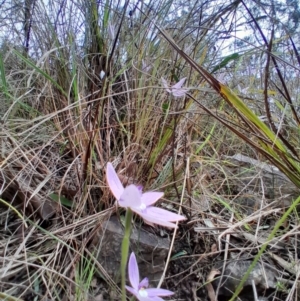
126 252 174 301
161 77 189 97
106 162 186 228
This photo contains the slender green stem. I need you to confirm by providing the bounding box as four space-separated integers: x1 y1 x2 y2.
0 293 24 301
121 208 133 301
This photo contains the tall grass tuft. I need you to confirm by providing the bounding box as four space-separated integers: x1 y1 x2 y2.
0 0 299 300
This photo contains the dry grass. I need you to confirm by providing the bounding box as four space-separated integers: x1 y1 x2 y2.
0 0 300 300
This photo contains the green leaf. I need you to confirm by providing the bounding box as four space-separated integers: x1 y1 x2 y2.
171 250 187 260
103 0 111 29
211 53 240 73
13 49 67 97
0 53 8 91
50 193 73 208
162 102 170 113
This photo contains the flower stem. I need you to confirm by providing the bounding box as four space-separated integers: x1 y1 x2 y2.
121 208 133 301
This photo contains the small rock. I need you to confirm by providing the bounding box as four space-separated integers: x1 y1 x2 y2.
223 154 300 202
90 216 170 284
213 260 278 298
233 195 260 215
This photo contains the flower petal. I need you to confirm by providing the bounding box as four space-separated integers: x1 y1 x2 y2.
141 192 164 206
172 77 186 89
139 213 178 228
126 286 152 301
139 277 149 289
162 77 189 97
125 285 139 298
146 288 174 297
161 78 169 89
106 163 124 200
146 206 186 222
131 205 186 228
128 252 140 290
119 184 142 208
148 297 164 301
171 88 189 97
140 218 155 227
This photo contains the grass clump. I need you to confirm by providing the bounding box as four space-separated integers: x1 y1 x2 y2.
0 0 300 300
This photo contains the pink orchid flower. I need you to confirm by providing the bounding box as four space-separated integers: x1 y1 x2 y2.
126 252 174 301
161 77 189 97
106 162 186 228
